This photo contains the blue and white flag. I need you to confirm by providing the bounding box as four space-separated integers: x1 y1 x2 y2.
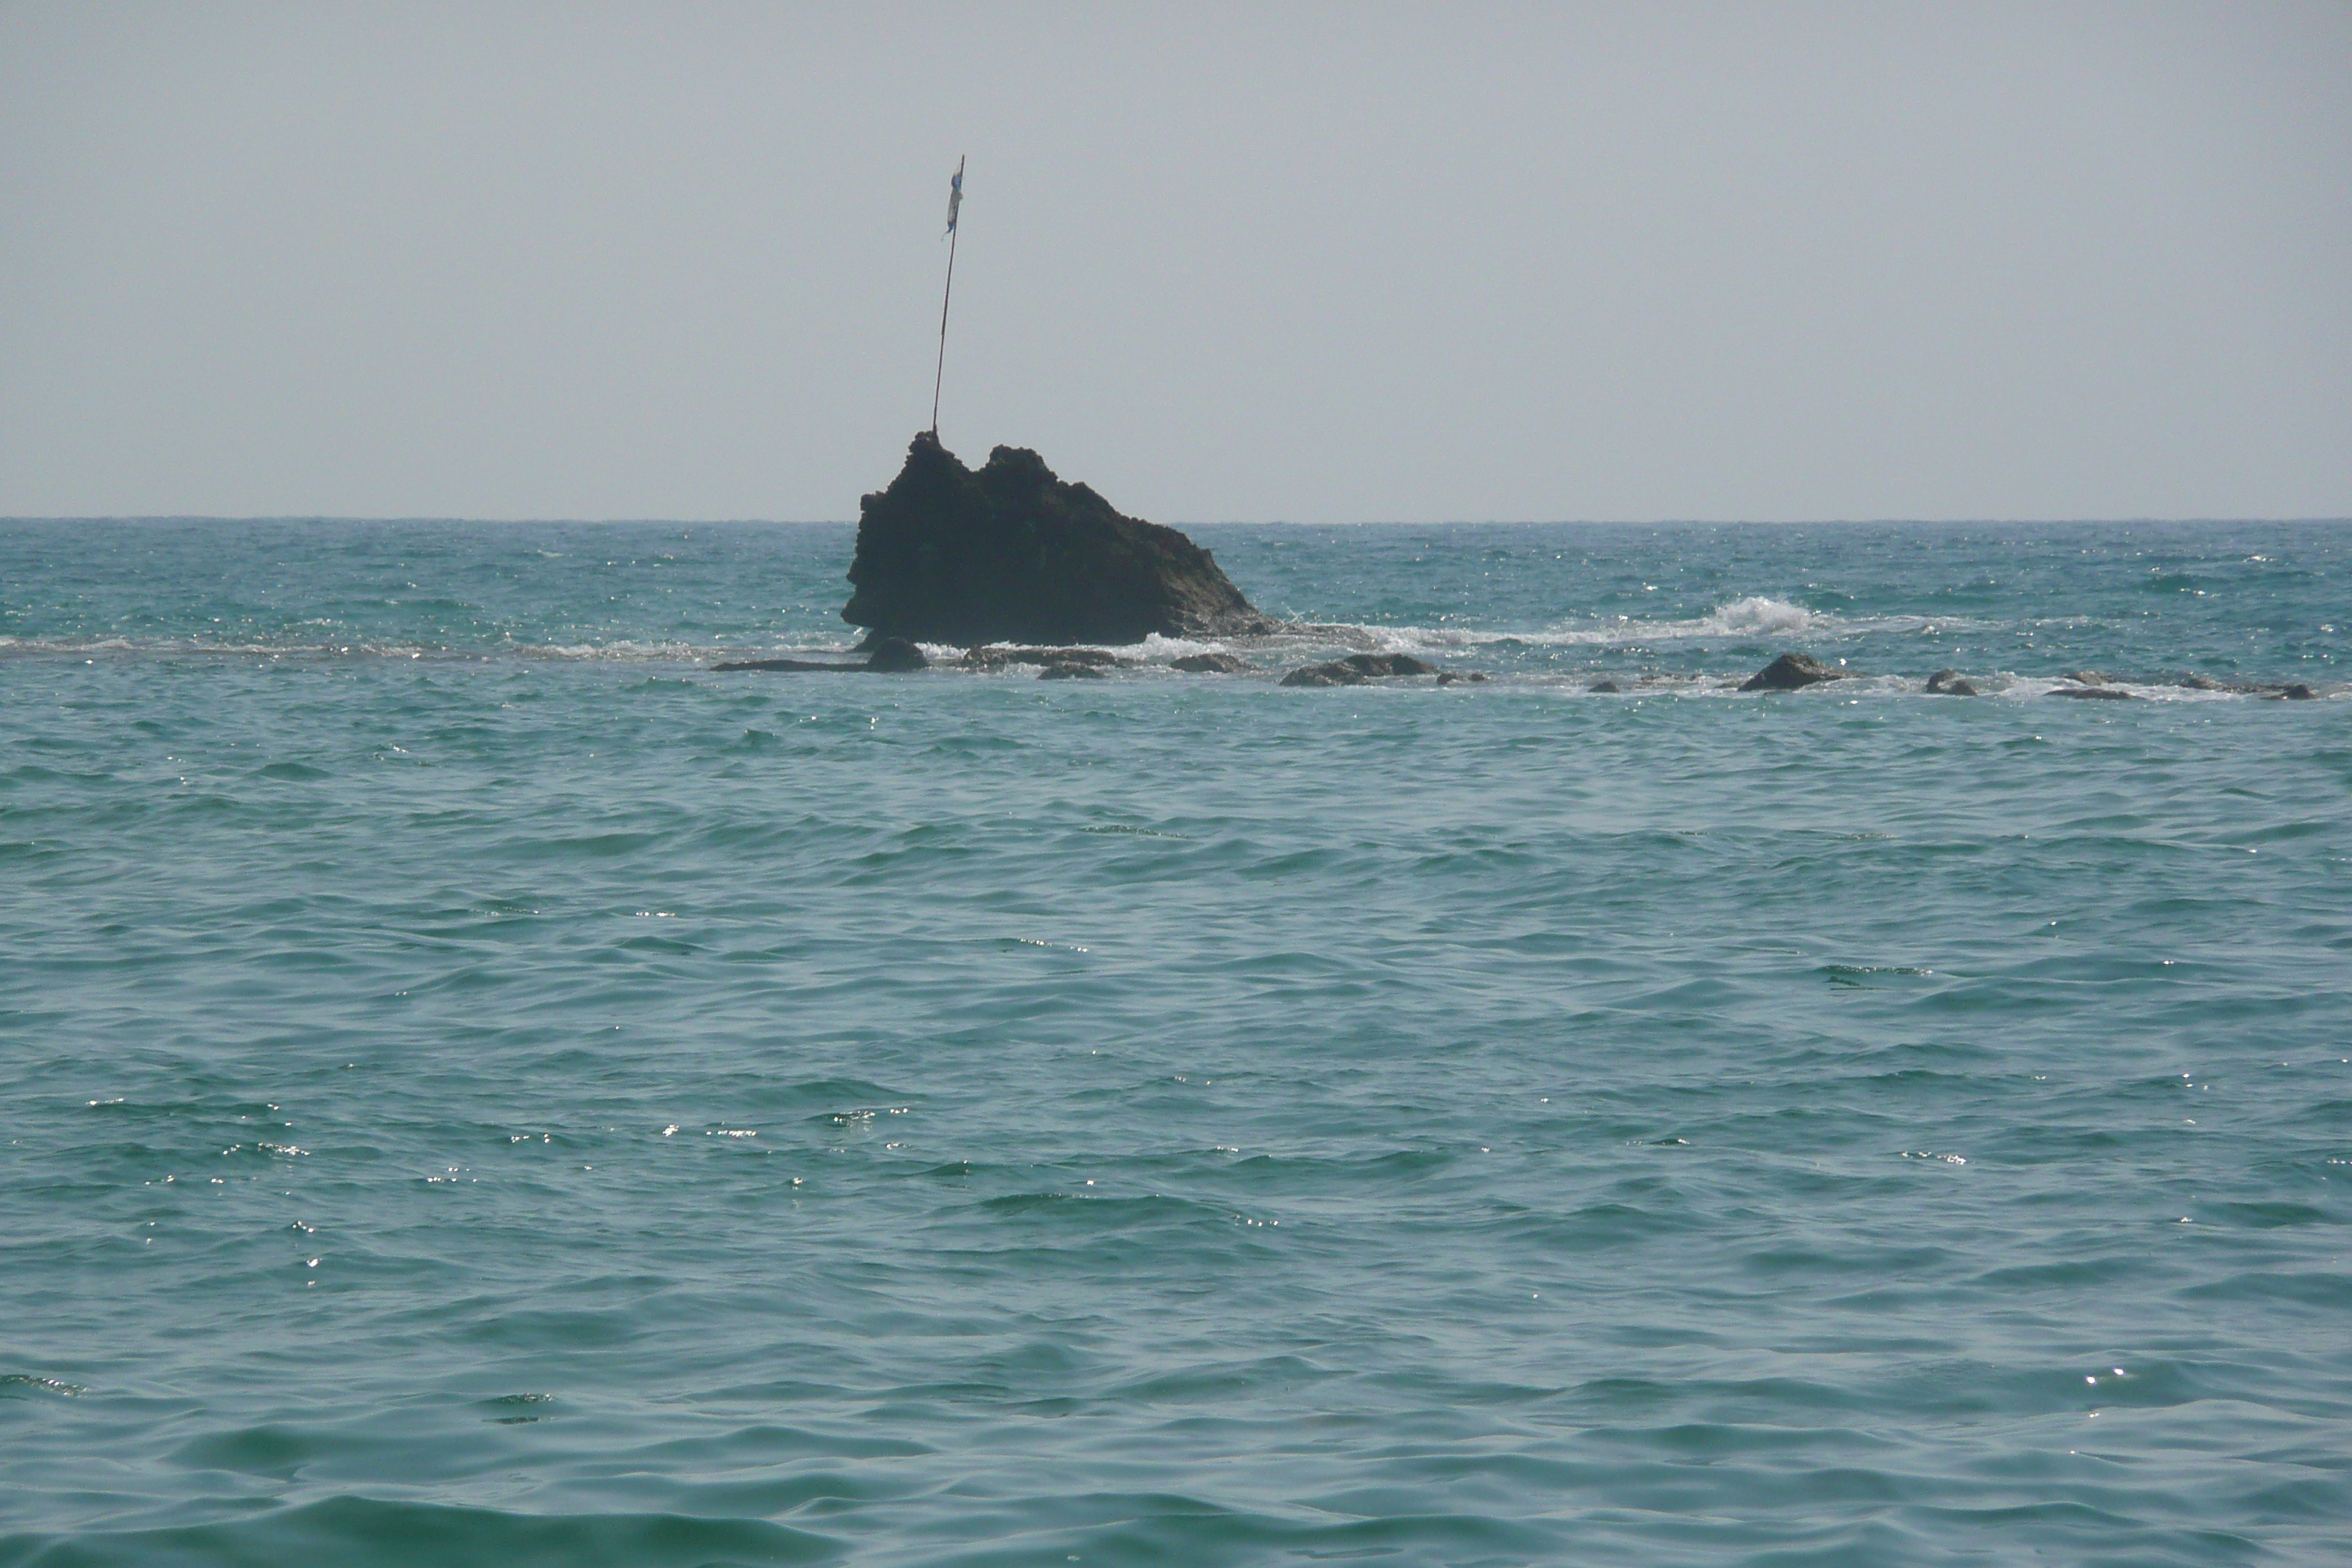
943 157 964 237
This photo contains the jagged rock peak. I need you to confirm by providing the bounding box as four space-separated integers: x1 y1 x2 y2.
843 432 1267 647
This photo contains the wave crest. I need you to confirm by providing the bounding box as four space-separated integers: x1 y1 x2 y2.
1693 595 1824 637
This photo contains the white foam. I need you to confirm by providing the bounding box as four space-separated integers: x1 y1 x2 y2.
1133 633 1227 659
1993 675 2213 703
1245 596 1844 654
1694 595 1825 637
521 640 711 661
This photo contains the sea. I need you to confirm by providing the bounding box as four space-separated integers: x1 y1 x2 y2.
2 516 2348 1567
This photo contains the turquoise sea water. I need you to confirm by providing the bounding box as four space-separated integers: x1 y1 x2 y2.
2 518 2348 1566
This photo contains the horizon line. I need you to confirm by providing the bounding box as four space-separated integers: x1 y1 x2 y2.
6 514 2352 529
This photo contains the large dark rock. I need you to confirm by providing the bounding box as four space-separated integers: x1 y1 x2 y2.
1170 652 1254 674
843 433 1266 646
1741 653 1851 692
1925 668 1982 696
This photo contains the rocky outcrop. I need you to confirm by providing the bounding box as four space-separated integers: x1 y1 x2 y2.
1741 653 1851 692
2048 683 2133 699
1925 669 1982 696
712 636 929 674
1279 653 1441 687
1170 652 1254 674
843 433 1267 646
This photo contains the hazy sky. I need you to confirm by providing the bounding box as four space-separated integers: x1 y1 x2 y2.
3 2 2348 522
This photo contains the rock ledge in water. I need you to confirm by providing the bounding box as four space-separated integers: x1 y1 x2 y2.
844 432 1267 646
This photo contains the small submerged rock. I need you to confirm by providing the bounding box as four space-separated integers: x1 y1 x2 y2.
2048 683 2134 700
710 655 863 672
1741 653 1852 692
864 637 930 672
712 636 929 674
1587 679 1627 693
963 646 1126 671
1279 653 1443 687
1434 671 1488 686
1924 669 1982 697
962 644 1131 682
2176 673 2323 698
1169 652 1254 674
1343 653 1439 677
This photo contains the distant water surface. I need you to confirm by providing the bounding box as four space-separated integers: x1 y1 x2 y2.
1 519 2348 1566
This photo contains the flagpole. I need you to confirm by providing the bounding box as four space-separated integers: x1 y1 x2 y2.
930 156 964 436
